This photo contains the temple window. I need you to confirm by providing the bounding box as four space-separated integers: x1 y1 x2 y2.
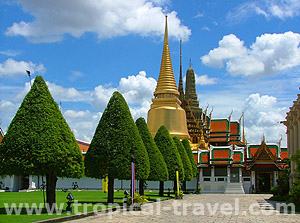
214 167 227 176
203 167 211 176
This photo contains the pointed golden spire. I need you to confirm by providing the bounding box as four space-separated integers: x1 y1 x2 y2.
154 16 179 97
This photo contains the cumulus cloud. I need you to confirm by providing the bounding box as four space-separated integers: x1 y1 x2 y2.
195 74 217 85
118 71 156 104
5 0 191 43
0 58 46 78
63 109 102 142
201 32 300 77
243 93 287 145
227 0 300 22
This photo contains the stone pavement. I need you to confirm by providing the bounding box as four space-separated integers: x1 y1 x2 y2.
69 194 299 223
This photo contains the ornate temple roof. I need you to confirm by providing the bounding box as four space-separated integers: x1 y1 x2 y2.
154 16 179 97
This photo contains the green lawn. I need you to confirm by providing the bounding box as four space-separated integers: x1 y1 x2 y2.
0 190 168 223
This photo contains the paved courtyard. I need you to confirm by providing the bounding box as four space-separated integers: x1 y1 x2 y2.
69 194 299 223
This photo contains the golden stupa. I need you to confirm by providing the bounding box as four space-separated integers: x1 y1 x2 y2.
147 16 190 139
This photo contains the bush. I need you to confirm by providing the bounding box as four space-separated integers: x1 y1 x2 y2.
270 185 280 196
289 179 300 205
127 193 148 205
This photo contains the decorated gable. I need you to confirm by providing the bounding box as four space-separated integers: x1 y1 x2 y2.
210 145 232 165
248 141 280 171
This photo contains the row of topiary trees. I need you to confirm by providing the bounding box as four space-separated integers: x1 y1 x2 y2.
0 76 197 208
85 91 198 203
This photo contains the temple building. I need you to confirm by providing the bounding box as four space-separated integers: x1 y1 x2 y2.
283 92 300 185
147 16 288 193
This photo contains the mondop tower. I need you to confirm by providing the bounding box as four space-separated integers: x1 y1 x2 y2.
147 16 190 139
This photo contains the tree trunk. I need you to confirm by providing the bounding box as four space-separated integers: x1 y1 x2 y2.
173 179 177 194
46 172 58 212
159 181 164 196
107 177 114 203
182 181 186 192
139 180 144 195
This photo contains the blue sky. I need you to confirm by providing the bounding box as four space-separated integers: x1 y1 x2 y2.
1 0 300 146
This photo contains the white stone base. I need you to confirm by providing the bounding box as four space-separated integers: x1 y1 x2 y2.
18 189 35 192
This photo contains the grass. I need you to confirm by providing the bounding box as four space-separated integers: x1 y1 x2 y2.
0 189 169 223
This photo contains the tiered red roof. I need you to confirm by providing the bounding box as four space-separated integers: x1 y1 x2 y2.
77 140 89 153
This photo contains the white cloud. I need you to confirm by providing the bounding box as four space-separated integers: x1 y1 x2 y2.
227 0 300 23
91 85 117 110
201 26 210 31
5 0 191 43
201 32 300 77
243 93 287 145
118 71 156 104
69 70 84 82
0 100 17 112
64 110 91 119
63 109 101 142
267 0 300 19
0 50 21 57
194 12 204 18
195 74 217 85
201 34 247 68
0 58 46 78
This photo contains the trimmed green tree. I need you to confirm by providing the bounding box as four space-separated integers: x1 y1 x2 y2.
182 138 198 178
173 137 193 191
84 91 150 203
0 76 84 209
154 126 184 196
135 117 168 195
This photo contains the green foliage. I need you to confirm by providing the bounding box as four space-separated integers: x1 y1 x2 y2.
0 76 83 178
290 179 300 205
127 193 149 205
291 149 300 177
135 118 168 181
84 91 150 180
173 137 193 181
154 126 184 181
182 138 197 178
271 169 289 200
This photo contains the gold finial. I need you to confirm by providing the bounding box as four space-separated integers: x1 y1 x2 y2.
154 15 179 97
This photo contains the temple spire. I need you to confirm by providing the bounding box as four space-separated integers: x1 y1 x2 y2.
178 39 184 100
154 16 179 97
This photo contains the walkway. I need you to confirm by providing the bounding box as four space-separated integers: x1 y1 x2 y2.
69 194 299 223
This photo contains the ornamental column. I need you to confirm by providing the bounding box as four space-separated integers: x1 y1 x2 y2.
251 171 256 193
211 166 215 182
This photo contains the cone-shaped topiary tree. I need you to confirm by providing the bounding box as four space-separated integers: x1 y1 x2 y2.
182 138 198 178
136 118 168 195
154 125 184 196
0 76 84 209
84 91 149 203
173 136 193 192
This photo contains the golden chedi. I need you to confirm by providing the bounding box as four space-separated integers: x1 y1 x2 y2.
147 16 190 139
